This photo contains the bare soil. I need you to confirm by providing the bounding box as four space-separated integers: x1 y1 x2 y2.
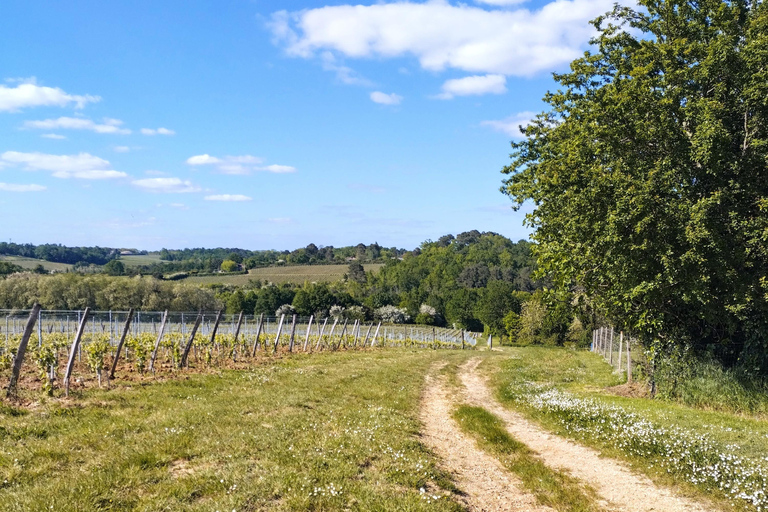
420 364 554 512
459 358 715 512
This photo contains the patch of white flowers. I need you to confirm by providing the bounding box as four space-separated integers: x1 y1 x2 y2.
512 383 768 510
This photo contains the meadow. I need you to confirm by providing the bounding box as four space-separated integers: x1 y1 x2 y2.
0 256 72 273
184 264 384 286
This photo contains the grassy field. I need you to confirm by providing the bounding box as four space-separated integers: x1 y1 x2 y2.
0 349 469 511
185 264 385 285
487 347 768 511
0 255 72 272
119 254 164 267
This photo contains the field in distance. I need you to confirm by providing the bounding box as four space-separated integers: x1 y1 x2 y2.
119 253 164 267
184 263 384 285
0 255 72 272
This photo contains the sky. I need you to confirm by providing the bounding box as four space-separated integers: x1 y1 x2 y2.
0 0 615 251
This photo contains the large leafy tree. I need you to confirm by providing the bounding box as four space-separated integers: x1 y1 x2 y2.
503 0 768 371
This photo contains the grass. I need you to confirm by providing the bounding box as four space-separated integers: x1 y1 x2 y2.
0 349 467 511
0 256 72 272
185 264 384 286
118 254 165 268
453 404 605 512
488 346 768 511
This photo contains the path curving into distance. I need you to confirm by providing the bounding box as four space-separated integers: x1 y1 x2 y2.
420 364 554 512
458 357 715 512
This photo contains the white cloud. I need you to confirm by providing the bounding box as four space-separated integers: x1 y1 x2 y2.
0 182 46 192
437 74 507 99
204 194 253 202
259 164 296 174
320 52 373 86
141 127 175 136
113 146 130 153
187 154 294 175
481 111 537 138
370 91 403 105
270 0 612 77
475 0 529 5
187 154 222 165
0 80 100 112
132 177 201 193
23 116 131 134
0 151 127 179
41 133 66 140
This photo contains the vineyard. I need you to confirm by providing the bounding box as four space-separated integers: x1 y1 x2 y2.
2 306 478 398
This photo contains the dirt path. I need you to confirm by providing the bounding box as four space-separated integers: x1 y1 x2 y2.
458 358 714 512
420 367 554 512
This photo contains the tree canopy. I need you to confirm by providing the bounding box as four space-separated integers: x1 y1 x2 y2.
503 0 768 372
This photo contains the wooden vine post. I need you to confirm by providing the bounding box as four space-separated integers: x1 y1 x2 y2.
608 327 614 365
617 331 623 372
272 314 285 353
302 315 314 352
109 308 134 380
6 303 41 398
324 318 339 351
627 336 633 383
232 311 245 358
336 319 348 350
180 312 203 368
370 322 381 347
64 307 91 397
148 311 169 373
287 315 297 352
251 314 264 356
207 310 224 359
362 323 373 347
314 317 330 351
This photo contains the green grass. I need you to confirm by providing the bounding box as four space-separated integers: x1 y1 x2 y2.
0 256 73 272
185 264 385 285
488 347 768 511
0 349 466 511
119 254 165 267
453 405 604 512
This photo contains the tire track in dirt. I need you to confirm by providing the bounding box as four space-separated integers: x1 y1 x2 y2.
459 357 714 512
420 365 554 511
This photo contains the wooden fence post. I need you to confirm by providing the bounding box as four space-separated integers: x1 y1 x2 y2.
627 336 633 383
287 315 297 352
272 314 285 353
251 314 264 356
6 304 41 398
362 323 373 347
617 331 623 372
370 322 382 347
608 327 614 366
109 308 134 380
302 315 314 352
336 319 348 350
314 317 329 351
325 318 339 351
208 310 224 358
180 312 203 368
352 320 360 347
233 311 245 344
461 330 466 350
64 307 90 397
148 311 169 373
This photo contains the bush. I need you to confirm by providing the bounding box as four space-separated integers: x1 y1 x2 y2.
374 305 411 324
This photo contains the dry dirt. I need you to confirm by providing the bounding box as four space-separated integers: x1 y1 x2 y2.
420 364 554 512
458 357 715 512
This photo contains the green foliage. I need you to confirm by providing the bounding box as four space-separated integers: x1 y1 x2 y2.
220 259 239 272
33 344 57 396
473 280 522 337
502 0 768 372
84 336 112 387
0 261 23 276
127 334 154 374
346 261 367 284
103 259 125 276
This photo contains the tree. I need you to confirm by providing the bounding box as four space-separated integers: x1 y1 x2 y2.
347 261 367 284
220 260 239 272
502 0 768 372
103 260 125 276
474 280 522 337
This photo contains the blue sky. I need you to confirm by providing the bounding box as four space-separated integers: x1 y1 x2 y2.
0 0 613 251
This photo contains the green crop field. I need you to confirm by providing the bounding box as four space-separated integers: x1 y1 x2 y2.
118 253 165 267
0 255 72 272
184 263 385 285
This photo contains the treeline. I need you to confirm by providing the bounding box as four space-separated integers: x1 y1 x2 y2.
0 232 587 343
0 243 119 266
0 273 219 311
148 243 408 275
